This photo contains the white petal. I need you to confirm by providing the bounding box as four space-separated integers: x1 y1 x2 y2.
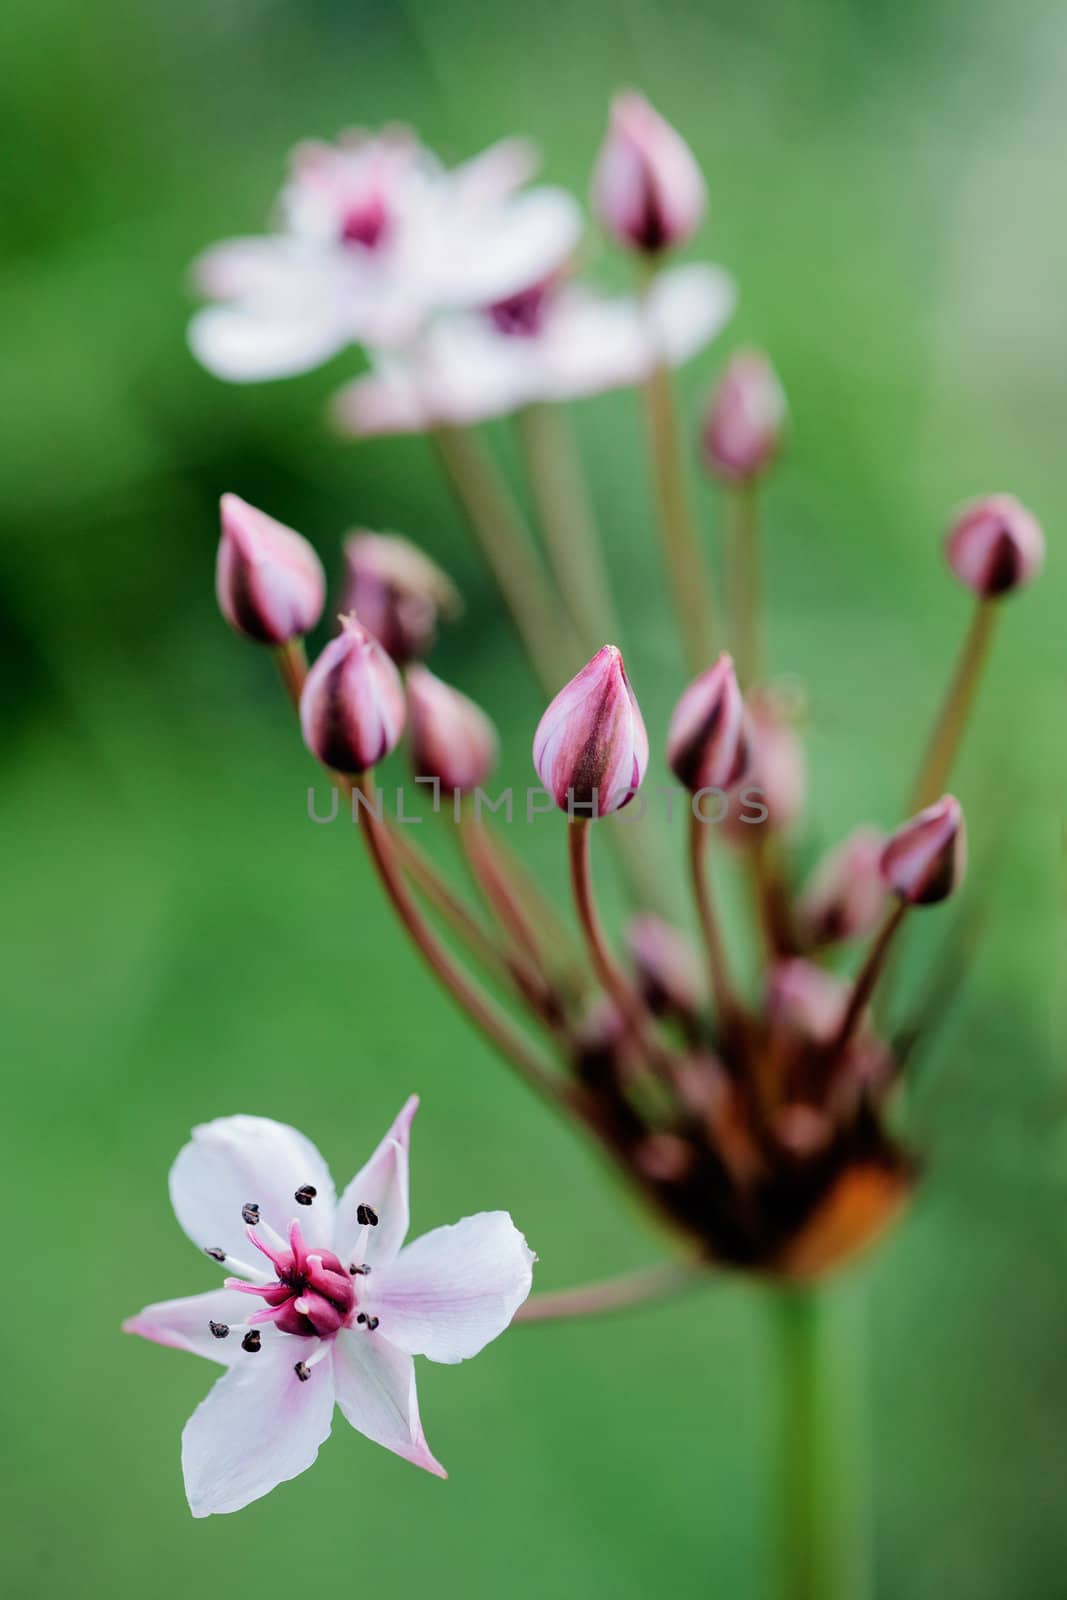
448 137 540 208
169 1114 336 1262
440 188 583 306
333 1328 445 1477
365 1212 534 1364
335 1096 418 1268
181 1335 334 1516
536 291 651 400
123 1287 262 1366
188 306 349 382
645 263 737 368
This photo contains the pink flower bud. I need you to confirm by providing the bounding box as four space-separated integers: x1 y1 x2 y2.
945 494 1044 599
626 914 704 1019
216 494 325 645
406 665 498 794
702 350 786 484
666 652 749 794
768 959 853 1048
880 796 966 906
341 532 460 665
592 92 706 255
299 615 406 774
798 826 888 947
532 645 649 817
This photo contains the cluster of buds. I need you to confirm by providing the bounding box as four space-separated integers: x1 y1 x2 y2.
203 94 1046 1303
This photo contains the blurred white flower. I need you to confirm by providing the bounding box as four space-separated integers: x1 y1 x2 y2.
189 127 582 380
332 263 736 435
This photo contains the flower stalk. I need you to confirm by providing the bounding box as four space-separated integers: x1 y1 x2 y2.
726 483 763 689
909 598 996 812
515 1260 708 1324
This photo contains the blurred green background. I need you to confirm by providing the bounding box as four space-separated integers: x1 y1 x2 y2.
4 0 1066 1594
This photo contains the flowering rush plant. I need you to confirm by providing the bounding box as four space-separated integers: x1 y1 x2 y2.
127 90 1044 1594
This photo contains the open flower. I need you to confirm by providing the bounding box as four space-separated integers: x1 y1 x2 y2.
189 127 582 380
332 264 735 435
124 1099 535 1515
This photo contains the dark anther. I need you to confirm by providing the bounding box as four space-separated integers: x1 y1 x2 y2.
209 1321 230 1339
356 1313 366 1324
241 1203 260 1225
348 1262 371 1275
294 1361 311 1382
294 1185 317 1206
356 1203 379 1227
241 1330 262 1353
204 1246 226 1262
365 1315 379 1332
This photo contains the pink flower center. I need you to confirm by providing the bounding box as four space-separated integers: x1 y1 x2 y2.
218 1209 364 1343
340 193 390 250
487 280 552 338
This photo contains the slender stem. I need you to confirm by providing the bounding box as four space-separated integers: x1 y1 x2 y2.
514 1261 708 1324
432 424 580 695
688 810 742 1035
352 772 569 1108
516 403 621 652
830 901 908 1057
273 639 308 711
909 599 998 812
641 358 716 677
727 483 763 688
772 1287 871 1600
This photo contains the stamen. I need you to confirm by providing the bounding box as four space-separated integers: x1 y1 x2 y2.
204 1246 226 1262
241 1203 260 1225
365 1315 379 1332
209 1321 229 1339
349 1262 371 1275
294 1361 311 1381
356 1203 378 1227
294 1184 317 1206
241 1330 262 1353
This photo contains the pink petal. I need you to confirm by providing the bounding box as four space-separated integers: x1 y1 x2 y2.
181 1335 334 1517
333 1328 446 1478
169 1115 336 1263
122 1287 259 1366
335 1096 418 1268
364 1211 534 1365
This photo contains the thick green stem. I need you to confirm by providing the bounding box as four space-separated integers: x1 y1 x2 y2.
772 1287 871 1600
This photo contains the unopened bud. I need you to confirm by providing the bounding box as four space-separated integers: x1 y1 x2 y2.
592 91 706 255
341 532 461 664
667 653 749 794
216 494 325 645
945 495 1044 599
702 351 786 484
626 914 704 1019
880 796 966 906
798 827 888 947
406 665 498 794
299 616 406 775
532 645 648 817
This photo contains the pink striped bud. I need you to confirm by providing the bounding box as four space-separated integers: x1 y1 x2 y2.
406 665 498 794
592 92 706 255
702 350 786 484
626 914 704 1019
798 826 888 947
216 494 325 645
880 796 966 906
945 495 1044 599
299 616 405 774
667 653 749 794
341 532 460 665
533 645 649 817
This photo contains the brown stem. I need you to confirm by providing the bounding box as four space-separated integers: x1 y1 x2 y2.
459 805 545 965
727 483 763 689
688 810 743 1035
830 902 909 1059
273 638 309 710
514 1260 709 1324
909 599 997 812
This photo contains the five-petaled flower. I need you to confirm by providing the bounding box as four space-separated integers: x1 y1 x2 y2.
124 1099 535 1515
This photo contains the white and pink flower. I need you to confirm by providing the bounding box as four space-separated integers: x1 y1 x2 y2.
124 1099 535 1515
189 128 582 380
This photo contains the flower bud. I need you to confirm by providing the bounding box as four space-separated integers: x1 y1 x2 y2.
216 494 325 645
702 350 786 484
341 532 460 665
532 645 648 817
626 914 704 1020
945 494 1044 599
666 653 749 794
723 686 807 843
768 959 853 1048
592 92 706 255
299 615 406 774
798 827 888 947
880 796 966 906
406 665 498 794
